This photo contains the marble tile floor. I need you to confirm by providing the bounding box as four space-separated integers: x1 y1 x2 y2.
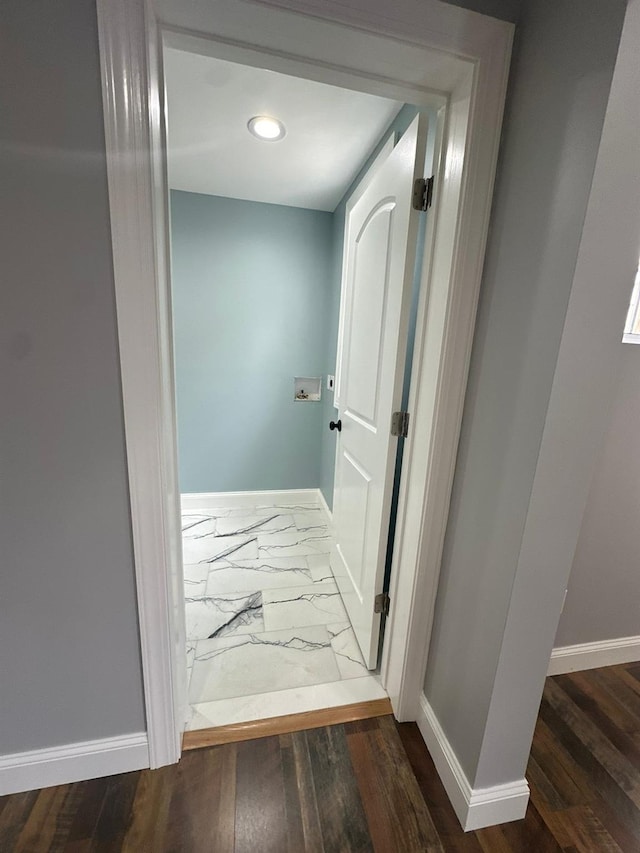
181 500 386 731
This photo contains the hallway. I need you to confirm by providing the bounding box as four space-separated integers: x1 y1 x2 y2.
3 663 640 850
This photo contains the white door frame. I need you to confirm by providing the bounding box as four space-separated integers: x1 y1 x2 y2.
97 0 513 767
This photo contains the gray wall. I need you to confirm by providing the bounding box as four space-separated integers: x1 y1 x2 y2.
424 0 626 784
170 191 333 494
1 0 629 782
556 342 640 647
0 0 146 753
444 0 521 22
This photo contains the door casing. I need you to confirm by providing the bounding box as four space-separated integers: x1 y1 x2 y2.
96 0 514 768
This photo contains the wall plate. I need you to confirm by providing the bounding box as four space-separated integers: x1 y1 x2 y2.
294 376 321 401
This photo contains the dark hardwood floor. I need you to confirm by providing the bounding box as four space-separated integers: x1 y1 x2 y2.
2 663 640 851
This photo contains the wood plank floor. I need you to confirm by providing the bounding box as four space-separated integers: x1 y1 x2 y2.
2 663 640 851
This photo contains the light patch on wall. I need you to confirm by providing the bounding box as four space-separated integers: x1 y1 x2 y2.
622 259 640 343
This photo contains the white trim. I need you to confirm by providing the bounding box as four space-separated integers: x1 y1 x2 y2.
0 734 149 797
548 636 640 676
317 488 333 523
96 0 185 768
181 487 334 519
381 28 513 719
416 694 529 832
97 0 513 798
623 262 640 338
181 489 322 510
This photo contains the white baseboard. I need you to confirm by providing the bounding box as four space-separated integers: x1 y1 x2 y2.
416 694 529 832
548 635 640 676
317 489 333 522
0 732 149 796
181 488 321 511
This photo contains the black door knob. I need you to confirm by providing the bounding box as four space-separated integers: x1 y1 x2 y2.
329 419 342 432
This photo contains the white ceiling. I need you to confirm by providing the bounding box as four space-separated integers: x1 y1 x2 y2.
164 49 403 212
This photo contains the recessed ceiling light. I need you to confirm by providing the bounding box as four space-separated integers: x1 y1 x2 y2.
247 115 286 142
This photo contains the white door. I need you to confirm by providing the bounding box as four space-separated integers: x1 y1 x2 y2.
331 115 428 668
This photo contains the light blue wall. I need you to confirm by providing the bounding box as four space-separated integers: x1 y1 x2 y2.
173 106 433 500
171 191 333 493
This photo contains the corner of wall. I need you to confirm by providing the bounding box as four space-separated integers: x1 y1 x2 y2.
416 694 529 832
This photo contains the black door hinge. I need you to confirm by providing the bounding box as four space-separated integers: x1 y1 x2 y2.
374 592 391 616
412 175 435 211
391 410 410 438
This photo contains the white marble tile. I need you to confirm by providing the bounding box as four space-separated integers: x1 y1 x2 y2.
327 622 369 679
182 534 259 565
307 553 331 569
186 642 197 690
307 554 334 583
255 503 321 515
297 529 333 547
188 625 340 704
184 575 208 598
309 566 335 583
218 506 262 517
180 498 380 714
187 675 387 730
256 529 299 546
258 529 332 558
181 515 219 539
181 512 214 530
206 556 313 594
310 567 334 583
183 562 210 584
184 506 258 518
183 562 210 599
293 514 330 534
185 591 263 640
186 642 196 669
214 513 296 538
264 544 329 560
262 582 347 631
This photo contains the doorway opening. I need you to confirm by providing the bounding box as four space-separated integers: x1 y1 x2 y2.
164 47 439 732
97 0 512 768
